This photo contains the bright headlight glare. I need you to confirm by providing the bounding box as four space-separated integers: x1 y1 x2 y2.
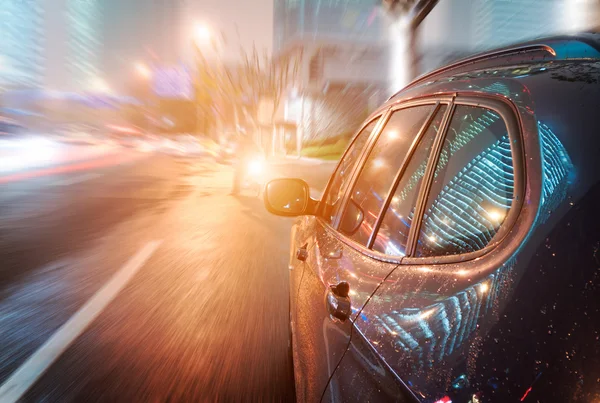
247 159 265 176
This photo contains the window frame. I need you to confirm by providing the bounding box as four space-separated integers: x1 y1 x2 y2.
315 93 525 266
338 102 442 246
316 96 451 263
317 112 387 222
364 101 449 251
401 94 525 265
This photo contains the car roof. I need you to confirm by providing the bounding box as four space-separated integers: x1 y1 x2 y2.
390 33 600 98
384 34 600 190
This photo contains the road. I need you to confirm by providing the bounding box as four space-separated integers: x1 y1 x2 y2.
0 144 335 402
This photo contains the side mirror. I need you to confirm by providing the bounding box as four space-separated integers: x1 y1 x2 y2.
264 178 316 217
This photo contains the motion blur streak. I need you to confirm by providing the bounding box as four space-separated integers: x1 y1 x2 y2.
0 148 334 401
0 152 139 184
0 240 162 403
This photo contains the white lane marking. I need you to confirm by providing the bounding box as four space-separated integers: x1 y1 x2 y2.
0 240 163 403
53 173 103 186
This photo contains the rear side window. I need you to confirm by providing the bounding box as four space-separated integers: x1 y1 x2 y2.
415 105 514 257
320 118 379 225
338 105 435 245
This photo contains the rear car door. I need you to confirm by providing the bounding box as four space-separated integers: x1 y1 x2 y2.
328 97 526 402
293 101 445 402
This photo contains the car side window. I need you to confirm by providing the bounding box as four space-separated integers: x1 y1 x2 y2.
415 105 515 257
338 105 436 246
320 118 379 225
372 105 448 256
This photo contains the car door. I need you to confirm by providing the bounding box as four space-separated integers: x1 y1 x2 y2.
328 97 527 402
289 115 382 402
322 100 452 402
289 115 382 341
293 101 444 402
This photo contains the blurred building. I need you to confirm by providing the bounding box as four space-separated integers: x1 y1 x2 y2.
0 0 105 95
101 0 187 94
66 0 103 91
274 0 384 52
273 0 390 153
0 0 45 90
140 0 186 64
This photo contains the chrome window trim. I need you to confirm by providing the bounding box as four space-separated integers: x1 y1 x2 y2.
365 101 445 250
316 95 453 263
403 100 456 257
317 112 387 221
330 109 392 229
332 98 446 232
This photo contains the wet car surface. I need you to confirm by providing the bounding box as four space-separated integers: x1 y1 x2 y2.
265 34 600 402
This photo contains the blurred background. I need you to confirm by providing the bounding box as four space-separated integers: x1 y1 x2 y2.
1 0 598 157
0 0 598 401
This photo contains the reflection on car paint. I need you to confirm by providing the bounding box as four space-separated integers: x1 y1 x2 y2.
313 225 399 321
537 121 573 223
360 121 573 401
479 82 511 97
370 259 513 373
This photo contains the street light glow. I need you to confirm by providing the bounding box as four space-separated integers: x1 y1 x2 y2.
135 62 151 79
194 22 212 44
90 77 110 93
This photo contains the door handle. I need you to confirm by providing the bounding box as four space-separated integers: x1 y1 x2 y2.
325 282 351 322
296 243 308 261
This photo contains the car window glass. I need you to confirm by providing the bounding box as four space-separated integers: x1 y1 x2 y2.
339 105 435 245
415 105 514 257
320 118 379 225
372 106 447 256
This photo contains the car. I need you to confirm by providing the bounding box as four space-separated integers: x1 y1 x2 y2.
264 34 600 403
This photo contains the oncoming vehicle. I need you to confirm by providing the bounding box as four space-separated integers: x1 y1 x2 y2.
264 35 600 402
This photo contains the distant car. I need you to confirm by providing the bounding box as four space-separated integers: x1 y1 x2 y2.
264 35 600 402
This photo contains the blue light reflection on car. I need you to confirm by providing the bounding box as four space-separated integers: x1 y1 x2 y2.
537 121 574 223
364 121 573 400
480 82 511 97
383 109 505 256
419 134 514 254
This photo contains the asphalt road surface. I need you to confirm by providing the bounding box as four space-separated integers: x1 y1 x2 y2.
0 147 335 402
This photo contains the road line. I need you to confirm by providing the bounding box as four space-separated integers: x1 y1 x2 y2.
53 172 103 186
0 240 163 403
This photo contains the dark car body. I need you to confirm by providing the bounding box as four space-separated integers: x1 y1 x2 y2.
267 35 600 402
